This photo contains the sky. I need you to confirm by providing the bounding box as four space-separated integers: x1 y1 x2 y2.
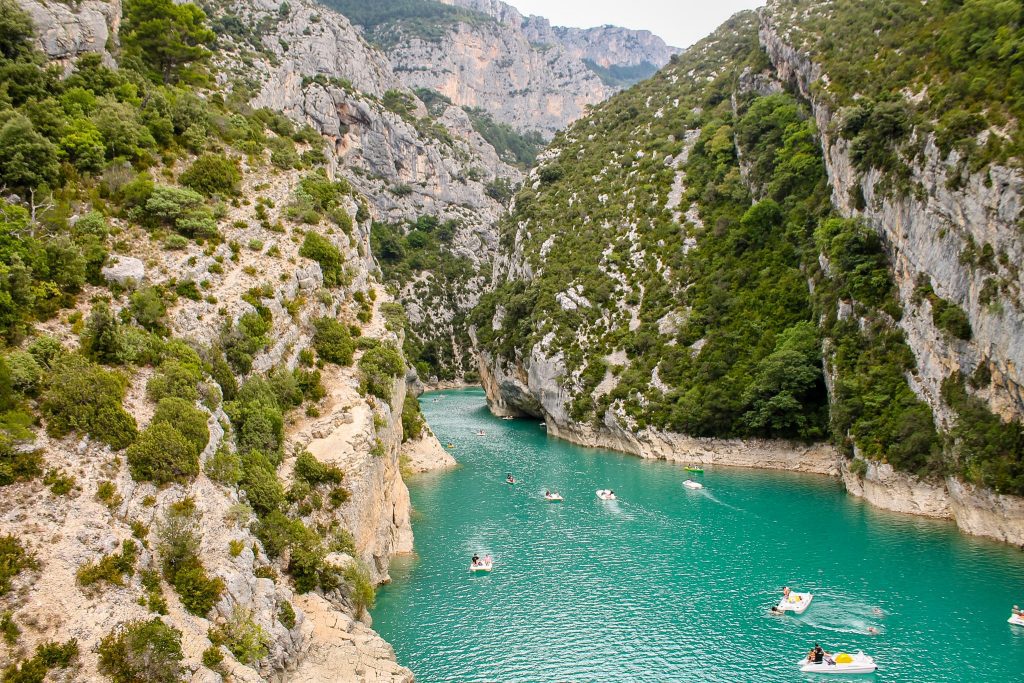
505 0 764 49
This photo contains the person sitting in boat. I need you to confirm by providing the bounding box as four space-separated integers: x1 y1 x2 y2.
506 474 515 484
471 554 480 567
807 644 828 664
783 586 801 602
545 490 551 496
1014 605 1024 617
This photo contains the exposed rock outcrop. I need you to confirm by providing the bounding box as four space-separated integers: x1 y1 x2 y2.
16 0 120 66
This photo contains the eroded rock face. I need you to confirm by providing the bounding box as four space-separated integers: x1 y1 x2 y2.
16 0 121 66
383 0 679 136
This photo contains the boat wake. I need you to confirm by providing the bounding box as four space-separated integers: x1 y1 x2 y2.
799 597 886 636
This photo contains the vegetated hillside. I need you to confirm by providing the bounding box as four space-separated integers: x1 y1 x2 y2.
0 0 495 677
474 0 1024 502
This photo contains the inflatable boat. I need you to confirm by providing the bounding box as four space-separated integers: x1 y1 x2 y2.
544 492 563 502
777 591 813 614
1009 612 1024 626
798 651 877 674
596 489 617 501
469 556 493 573
683 480 704 490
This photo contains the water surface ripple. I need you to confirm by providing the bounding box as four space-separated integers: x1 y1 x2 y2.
373 389 1024 682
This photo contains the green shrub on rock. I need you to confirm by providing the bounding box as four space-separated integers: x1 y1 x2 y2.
299 233 343 287
358 343 403 402
98 618 183 683
0 534 37 596
41 356 137 449
178 153 241 196
126 422 199 485
312 317 353 366
151 397 209 454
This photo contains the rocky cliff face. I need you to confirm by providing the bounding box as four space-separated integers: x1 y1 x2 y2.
18 0 121 67
364 0 679 137
758 1 1024 425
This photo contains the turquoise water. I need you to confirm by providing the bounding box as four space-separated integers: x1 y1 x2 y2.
373 389 1024 682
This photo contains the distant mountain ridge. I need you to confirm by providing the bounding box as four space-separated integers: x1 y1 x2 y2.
322 0 680 137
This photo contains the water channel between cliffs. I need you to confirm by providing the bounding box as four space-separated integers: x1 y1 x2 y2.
372 388 1024 682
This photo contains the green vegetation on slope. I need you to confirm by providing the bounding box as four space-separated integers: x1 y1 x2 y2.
463 107 546 168
771 0 1024 175
475 9 947 480
582 59 660 89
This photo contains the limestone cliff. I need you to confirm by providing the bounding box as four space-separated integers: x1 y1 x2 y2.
349 0 679 137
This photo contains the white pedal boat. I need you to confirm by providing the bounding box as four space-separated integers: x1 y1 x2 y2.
683 480 703 490
502 416 514 420
777 591 813 614
544 493 563 502
596 489 617 501
1009 613 1024 626
469 557 493 573
799 651 877 674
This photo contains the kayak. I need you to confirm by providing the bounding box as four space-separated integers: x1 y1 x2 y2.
683 480 703 490
596 489 617 501
544 493 563 502
684 466 704 474
1009 613 1024 626
777 591 813 614
798 651 877 674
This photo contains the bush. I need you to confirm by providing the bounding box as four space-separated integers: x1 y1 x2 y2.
358 343 404 402
208 605 268 665
205 446 242 485
0 534 36 596
126 422 199 485
342 561 375 617
81 301 124 364
239 453 285 515
76 540 138 591
401 393 424 442
312 317 353 365
932 297 972 340
179 153 241 196
129 286 167 332
98 618 183 683
294 450 343 486
299 233 343 286
278 601 296 629
146 360 202 402
172 561 223 615
156 503 223 616
152 397 209 454
2 640 78 683
42 356 137 449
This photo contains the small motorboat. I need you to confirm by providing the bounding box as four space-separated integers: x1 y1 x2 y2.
502 416 514 420
1009 612 1024 627
596 489 617 501
446 443 455 448
777 591 813 614
683 480 703 490
798 651 877 674
684 466 704 474
543 492 563 502
469 555 493 573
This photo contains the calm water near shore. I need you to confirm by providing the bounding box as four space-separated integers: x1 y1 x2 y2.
372 388 1024 682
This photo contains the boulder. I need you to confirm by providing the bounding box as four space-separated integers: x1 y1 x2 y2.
100 255 145 286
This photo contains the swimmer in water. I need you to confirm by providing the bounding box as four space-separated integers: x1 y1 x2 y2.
866 627 879 635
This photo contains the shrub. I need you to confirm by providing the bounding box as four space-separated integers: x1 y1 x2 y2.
239 454 285 515
129 286 167 332
173 561 223 615
205 446 242 485
42 356 137 449
201 645 224 669
278 601 296 629
152 397 209 454
932 297 972 340
0 534 37 596
126 422 199 485
157 503 223 615
342 561 375 618
401 393 424 442
208 605 268 665
358 343 404 402
179 153 241 196
312 317 353 365
2 640 78 683
76 540 138 591
98 618 183 683
81 301 124 364
294 450 343 486
298 233 343 286
146 360 202 402
5 350 42 396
